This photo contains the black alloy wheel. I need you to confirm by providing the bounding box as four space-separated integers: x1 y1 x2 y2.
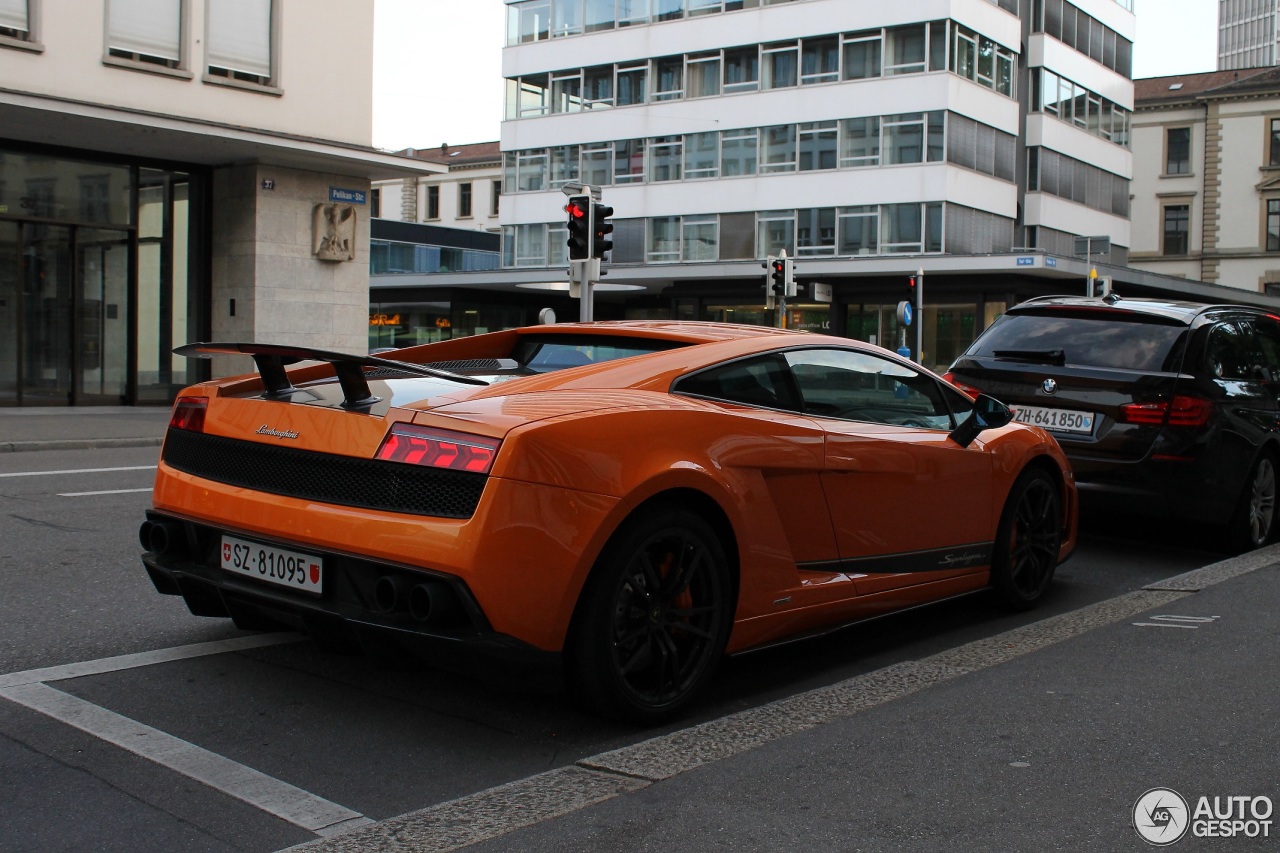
568 504 732 724
1230 452 1277 552
991 468 1062 610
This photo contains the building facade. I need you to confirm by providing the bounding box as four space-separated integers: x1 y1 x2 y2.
0 0 431 406
1219 0 1280 70
464 0 1141 370
1129 67 1280 293
377 142 504 234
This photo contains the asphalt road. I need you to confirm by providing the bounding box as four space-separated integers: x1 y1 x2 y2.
0 446 1239 852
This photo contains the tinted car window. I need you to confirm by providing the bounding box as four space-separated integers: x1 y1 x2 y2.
784 348 953 429
675 355 799 410
514 335 687 373
1249 316 1280 380
971 311 1187 372
1204 321 1259 381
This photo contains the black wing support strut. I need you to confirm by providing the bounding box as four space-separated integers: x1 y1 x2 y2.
174 342 487 410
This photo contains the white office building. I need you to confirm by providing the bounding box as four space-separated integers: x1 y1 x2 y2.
1219 0 1280 69
479 0 1142 368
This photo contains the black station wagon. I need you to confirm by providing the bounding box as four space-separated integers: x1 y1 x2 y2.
945 295 1280 551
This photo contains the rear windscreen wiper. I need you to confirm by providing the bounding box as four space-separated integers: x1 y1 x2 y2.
992 348 1066 366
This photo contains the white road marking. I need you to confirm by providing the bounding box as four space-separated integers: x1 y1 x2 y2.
0 633 370 836
0 633 303 690
58 487 154 497
0 465 156 478
0 682 370 835
1133 614 1220 629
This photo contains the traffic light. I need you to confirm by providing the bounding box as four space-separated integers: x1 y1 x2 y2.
762 256 777 309
783 258 797 297
591 202 614 259
565 195 591 260
770 258 786 297
907 274 917 304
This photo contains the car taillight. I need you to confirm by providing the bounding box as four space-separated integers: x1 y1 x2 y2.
375 424 500 474
1119 395 1212 427
942 372 982 398
169 397 208 432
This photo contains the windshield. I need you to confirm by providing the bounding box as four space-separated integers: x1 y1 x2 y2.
969 311 1188 372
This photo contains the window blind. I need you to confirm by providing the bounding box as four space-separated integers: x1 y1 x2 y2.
0 0 29 32
108 0 181 61
207 0 271 78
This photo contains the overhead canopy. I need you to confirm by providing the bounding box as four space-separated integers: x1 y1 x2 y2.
0 89 439 180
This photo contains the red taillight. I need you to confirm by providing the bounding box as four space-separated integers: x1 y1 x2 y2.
942 372 982 398
169 397 208 432
376 424 500 474
1119 395 1212 427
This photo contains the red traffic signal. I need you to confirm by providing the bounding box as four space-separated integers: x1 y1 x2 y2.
565 195 592 260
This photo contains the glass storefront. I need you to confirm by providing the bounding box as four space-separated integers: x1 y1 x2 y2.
0 147 204 406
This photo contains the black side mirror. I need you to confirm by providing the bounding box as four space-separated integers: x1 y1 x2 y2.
950 394 1014 448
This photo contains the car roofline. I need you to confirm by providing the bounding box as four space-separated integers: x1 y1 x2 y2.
1010 295 1263 325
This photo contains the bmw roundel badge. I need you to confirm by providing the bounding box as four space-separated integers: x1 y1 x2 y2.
1042 378 1057 395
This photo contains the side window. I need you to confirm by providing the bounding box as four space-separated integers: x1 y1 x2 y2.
1205 321 1260 381
675 355 798 410
1250 316 1280 381
784 348 953 428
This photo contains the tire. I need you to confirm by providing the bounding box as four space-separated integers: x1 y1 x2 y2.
990 468 1062 611
567 504 733 725
1228 452 1277 553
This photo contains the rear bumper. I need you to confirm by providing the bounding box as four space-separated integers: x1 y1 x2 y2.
1068 451 1245 525
139 511 561 689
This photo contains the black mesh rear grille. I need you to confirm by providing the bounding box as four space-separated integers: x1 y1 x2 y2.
162 428 486 518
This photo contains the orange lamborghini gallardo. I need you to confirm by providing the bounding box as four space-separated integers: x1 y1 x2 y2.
140 322 1076 723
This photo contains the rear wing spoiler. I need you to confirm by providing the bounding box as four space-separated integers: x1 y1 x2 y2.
174 342 487 410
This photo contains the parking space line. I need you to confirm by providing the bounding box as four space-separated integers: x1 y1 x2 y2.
58 487 154 496
0 465 156 478
0 682 371 835
0 633 305 690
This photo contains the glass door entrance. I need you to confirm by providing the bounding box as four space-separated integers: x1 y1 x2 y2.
0 223 130 406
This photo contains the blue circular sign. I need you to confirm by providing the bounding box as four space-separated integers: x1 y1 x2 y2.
897 300 913 327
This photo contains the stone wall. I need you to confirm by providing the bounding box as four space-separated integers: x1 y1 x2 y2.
209 165 371 377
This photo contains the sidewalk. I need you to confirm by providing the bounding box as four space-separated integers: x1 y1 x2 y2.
0 406 171 452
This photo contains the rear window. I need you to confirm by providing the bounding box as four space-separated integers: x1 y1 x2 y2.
969 311 1188 372
512 334 687 373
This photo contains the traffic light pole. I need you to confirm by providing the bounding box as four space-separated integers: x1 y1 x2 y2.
914 267 924 366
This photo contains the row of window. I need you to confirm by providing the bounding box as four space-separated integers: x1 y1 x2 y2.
505 20 1016 120
501 111 1018 193
371 240 500 275
0 0 277 89
1032 69 1132 147
504 0 1020 46
1027 147 1130 218
1032 0 1132 78
1157 199 1280 258
501 202 1011 268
